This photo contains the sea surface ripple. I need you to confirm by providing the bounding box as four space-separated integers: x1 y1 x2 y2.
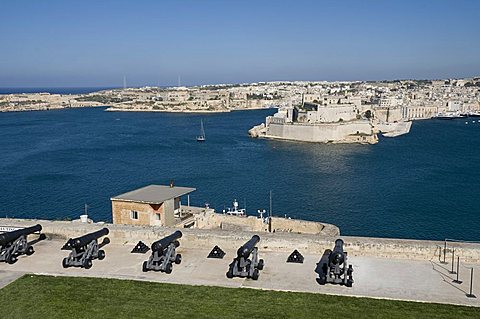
0 107 479 241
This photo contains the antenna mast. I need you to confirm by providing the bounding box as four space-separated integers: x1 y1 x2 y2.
268 190 273 232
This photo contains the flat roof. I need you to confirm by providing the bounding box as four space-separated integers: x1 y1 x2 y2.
111 184 196 204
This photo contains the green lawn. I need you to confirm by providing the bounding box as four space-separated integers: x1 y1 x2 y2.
0 275 476 319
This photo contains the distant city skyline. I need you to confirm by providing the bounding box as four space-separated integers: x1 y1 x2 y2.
1 0 480 87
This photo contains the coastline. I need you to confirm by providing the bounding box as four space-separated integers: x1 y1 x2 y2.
0 105 104 113
105 107 231 113
105 106 271 113
0 105 272 114
0 103 272 114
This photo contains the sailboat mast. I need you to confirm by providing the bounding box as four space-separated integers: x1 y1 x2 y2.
197 118 206 142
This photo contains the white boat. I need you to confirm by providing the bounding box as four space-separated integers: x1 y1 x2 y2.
196 119 206 142
223 199 246 217
461 112 480 118
434 112 465 120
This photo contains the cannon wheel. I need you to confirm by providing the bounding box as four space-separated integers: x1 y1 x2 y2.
257 259 264 270
26 246 35 256
142 261 148 272
83 259 93 269
252 269 259 280
7 255 17 264
346 279 353 287
98 250 106 260
318 275 326 285
226 269 234 278
165 262 173 274
62 258 70 268
175 254 182 265
347 265 353 276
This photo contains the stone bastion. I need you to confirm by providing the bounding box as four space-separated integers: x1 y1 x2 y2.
2 218 480 263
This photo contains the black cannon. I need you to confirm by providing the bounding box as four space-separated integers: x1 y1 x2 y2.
62 228 110 269
226 235 264 280
142 230 182 273
0 224 46 264
316 239 353 287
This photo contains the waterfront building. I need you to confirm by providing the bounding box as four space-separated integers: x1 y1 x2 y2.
111 184 195 227
447 100 462 112
401 104 437 120
375 106 403 122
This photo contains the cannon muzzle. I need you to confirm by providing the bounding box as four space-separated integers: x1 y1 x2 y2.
0 224 42 246
151 231 183 252
237 235 260 258
70 228 109 248
329 239 345 265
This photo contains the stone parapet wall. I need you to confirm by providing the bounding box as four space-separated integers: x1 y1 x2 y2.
193 212 339 236
1 218 479 263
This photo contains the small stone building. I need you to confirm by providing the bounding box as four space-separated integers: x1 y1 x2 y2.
111 184 196 227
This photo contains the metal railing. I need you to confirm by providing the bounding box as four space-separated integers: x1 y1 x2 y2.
437 239 477 299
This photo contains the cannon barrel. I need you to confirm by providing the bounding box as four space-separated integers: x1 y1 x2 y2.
0 224 42 246
151 231 182 252
237 235 260 258
70 228 109 248
329 239 345 265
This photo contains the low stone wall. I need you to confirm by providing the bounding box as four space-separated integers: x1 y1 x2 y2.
2 218 480 263
193 212 339 236
270 216 339 236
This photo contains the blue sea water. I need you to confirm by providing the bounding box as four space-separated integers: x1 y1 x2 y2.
0 106 479 241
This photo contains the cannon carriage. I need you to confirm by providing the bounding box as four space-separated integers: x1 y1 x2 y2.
0 224 45 264
62 228 110 269
316 239 354 287
142 230 183 273
227 235 264 280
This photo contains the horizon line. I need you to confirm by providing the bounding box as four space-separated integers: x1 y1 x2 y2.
1 75 479 90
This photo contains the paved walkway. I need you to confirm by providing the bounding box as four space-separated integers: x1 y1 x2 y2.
0 239 478 307
0 270 25 289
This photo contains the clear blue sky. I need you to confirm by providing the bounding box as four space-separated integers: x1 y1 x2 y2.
1 0 479 87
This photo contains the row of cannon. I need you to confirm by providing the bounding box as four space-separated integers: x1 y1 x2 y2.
130 230 265 279
0 224 353 286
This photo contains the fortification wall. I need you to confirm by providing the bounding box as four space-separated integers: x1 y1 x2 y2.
193 212 339 236
265 121 376 143
2 218 479 262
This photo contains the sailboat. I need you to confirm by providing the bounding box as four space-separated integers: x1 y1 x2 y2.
196 119 206 142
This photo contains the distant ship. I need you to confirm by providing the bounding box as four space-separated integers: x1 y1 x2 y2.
433 112 465 120
460 112 480 118
196 119 206 142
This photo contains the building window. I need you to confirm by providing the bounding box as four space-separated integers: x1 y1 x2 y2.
130 210 139 220
155 214 160 221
